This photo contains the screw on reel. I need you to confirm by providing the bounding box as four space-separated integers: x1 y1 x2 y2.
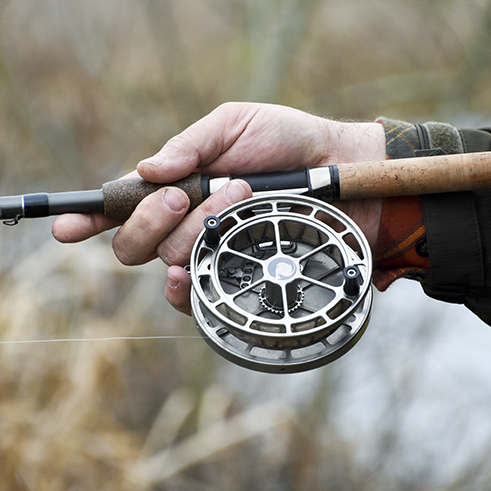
189 194 372 374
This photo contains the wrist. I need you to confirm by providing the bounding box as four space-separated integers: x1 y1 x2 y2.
322 120 386 164
316 119 386 250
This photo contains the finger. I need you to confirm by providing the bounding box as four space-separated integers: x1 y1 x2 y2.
52 213 123 243
157 179 251 267
51 170 142 243
136 102 261 183
165 265 192 316
112 187 189 265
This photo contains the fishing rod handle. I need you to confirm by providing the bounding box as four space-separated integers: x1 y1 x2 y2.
102 169 315 220
102 173 206 219
337 151 491 199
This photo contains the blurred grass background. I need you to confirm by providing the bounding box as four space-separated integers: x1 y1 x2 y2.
1 0 491 489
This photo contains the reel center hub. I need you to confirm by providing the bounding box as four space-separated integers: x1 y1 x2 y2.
266 257 298 281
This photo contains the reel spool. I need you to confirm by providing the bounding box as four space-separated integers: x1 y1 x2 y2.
190 194 372 373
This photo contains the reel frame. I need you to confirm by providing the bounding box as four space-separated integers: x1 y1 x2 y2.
190 194 372 373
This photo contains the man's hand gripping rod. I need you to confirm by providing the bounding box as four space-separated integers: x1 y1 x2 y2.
1 152 491 223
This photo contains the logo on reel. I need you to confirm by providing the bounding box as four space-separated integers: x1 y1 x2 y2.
267 257 297 281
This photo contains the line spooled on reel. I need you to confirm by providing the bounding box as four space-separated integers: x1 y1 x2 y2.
190 194 372 373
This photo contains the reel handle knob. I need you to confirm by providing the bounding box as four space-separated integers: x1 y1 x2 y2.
343 266 361 297
203 216 221 247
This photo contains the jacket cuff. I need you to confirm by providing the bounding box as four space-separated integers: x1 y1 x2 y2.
421 192 484 301
372 118 429 290
376 117 485 298
418 123 485 300
373 196 429 291
376 118 420 158
411 120 485 296
376 117 465 157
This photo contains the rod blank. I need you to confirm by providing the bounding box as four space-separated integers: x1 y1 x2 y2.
0 190 104 223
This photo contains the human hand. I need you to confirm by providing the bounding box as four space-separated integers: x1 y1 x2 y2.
52 102 386 314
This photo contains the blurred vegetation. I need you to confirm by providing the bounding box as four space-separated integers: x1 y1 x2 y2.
1 0 491 489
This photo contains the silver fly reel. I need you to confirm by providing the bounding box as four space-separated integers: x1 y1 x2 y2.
190 194 372 373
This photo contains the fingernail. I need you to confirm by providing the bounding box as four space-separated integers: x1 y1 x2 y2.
224 180 247 204
167 274 180 289
139 153 166 167
163 187 187 213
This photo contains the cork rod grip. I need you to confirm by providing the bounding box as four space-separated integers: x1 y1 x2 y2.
337 151 491 200
102 173 204 220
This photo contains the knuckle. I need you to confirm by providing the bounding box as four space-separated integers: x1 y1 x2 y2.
215 101 238 113
165 295 191 316
165 288 191 317
165 132 200 160
216 101 248 113
113 242 137 266
112 228 150 266
112 231 148 266
132 212 159 238
157 241 186 267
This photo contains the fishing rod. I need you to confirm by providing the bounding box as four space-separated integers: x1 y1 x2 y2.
2 151 491 373
1 151 490 224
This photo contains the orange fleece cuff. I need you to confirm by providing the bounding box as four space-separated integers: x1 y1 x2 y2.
372 195 429 291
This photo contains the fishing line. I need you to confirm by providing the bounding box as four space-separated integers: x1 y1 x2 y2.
0 335 204 345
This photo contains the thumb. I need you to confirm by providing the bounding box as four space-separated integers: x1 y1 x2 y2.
137 103 261 183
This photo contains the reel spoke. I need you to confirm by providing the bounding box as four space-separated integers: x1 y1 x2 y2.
218 246 262 264
273 220 283 256
297 239 336 263
300 275 340 295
